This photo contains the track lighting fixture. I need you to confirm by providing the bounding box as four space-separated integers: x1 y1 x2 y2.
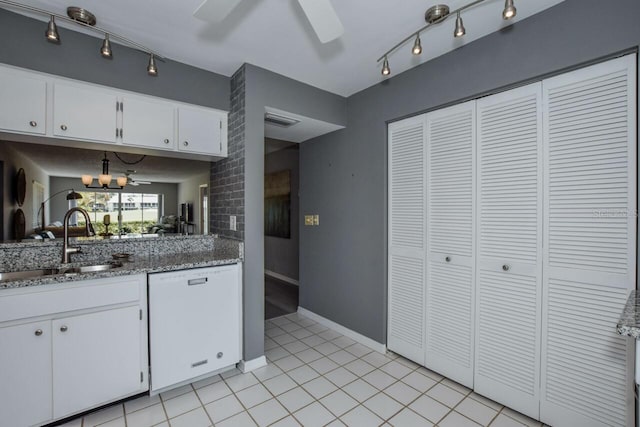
378 0 516 76
45 15 60 43
502 0 517 20
454 12 466 38
0 0 163 76
147 55 158 76
100 34 113 58
412 34 422 55
381 57 391 76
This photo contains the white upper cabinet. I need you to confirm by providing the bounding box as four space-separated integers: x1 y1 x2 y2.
121 96 175 150
178 106 226 156
0 63 228 159
0 69 47 135
53 82 118 143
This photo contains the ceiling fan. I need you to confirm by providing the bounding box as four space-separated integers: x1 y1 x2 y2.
193 0 344 44
124 170 151 186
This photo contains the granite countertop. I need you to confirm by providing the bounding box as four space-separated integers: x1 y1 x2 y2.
0 247 242 290
616 290 640 338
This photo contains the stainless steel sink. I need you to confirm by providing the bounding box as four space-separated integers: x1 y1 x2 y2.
0 261 124 282
0 268 60 282
60 261 123 275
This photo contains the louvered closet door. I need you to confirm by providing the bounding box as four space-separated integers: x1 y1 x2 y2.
425 101 475 387
540 55 636 427
475 83 543 419
388 115 427 364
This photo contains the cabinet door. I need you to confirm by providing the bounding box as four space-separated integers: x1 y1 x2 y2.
121 96 175 150
0 320 52 427
52 305 142 419
178 106 225 155
540 55 636 427
53 83 118 143
149 265 241 391
425 101 476 388
475 83 543 419
387 115 427 365
0 70 46 135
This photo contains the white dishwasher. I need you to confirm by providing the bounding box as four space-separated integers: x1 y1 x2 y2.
149 264 242 392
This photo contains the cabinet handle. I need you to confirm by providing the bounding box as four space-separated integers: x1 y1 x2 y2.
34 329 43 336
191 359 208 368
164 139 170 144
502 264 510 272
60 124 68 131
60 325 68 332
217 352 223 359
188 277 208 286
183 141 189 147
29 121 37 127
445 256 451 262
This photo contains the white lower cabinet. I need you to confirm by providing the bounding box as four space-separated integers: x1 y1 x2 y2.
149 264 242 392
0 320 52 427
0 275 148 426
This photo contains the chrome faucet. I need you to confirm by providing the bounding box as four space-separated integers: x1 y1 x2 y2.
62 207 95 264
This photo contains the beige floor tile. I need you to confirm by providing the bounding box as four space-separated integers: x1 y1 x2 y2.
408 395 449 424
388 408 434 427
320 389 359 417
426 383 465 408
169 407 211 427
248 398 289 427
125 403 167 427
363 392 404 420
456 397 499 426
340 405 384 427
439 411 481 427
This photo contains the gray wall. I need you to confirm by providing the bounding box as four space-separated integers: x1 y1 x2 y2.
299 0 640 344
265 144 299 282
0 9 229 110
231 64 346 360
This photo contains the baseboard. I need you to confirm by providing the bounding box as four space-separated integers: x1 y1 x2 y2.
238 356 267 373
297 306 387 354
265 270 299 286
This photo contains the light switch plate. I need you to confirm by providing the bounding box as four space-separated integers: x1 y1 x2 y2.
304 215 314 226
313 215 319 225
230 215 236 231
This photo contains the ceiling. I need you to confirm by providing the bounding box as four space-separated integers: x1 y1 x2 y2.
7 142 210 183
4 0 565 96
264 107 344 143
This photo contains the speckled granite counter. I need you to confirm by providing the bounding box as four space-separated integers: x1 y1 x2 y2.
0 236 242 290
616 290 640 338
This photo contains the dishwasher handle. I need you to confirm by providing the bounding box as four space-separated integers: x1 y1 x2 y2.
188 277 208 286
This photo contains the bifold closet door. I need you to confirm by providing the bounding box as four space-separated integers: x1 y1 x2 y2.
388 115 427 364
540 55 636 427
425 101 475 387
475 83 543 419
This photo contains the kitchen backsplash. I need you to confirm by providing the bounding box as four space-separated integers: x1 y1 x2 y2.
0 235 243 271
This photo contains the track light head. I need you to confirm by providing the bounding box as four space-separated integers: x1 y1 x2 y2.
454 12 466 37
382 57 391 76
45 15 60 43
101 34 113 59
412 34 422 55
147 54 158 76
502 0 516 20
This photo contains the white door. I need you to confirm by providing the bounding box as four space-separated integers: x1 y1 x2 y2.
425 101 476 387
53 83 118 143
178 106 225 155
52 305 142 419
387 115 427 364
149 265 241 391
0 69 46 135
0 320 52 427
121 96 175 150
475 82 543 419
540 54 637 427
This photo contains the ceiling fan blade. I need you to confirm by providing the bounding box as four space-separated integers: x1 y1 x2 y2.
193 0 244 23
297 0 344 44
137 181 152 185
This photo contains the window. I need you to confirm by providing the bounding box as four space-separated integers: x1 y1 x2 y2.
76 191 162 235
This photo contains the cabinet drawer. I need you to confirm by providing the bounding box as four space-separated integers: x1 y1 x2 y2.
0 275 144 323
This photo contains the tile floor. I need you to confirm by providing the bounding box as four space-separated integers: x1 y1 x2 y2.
59 312 550 427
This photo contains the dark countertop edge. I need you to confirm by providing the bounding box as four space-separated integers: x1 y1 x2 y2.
0 255 242 290
616 289 640 338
